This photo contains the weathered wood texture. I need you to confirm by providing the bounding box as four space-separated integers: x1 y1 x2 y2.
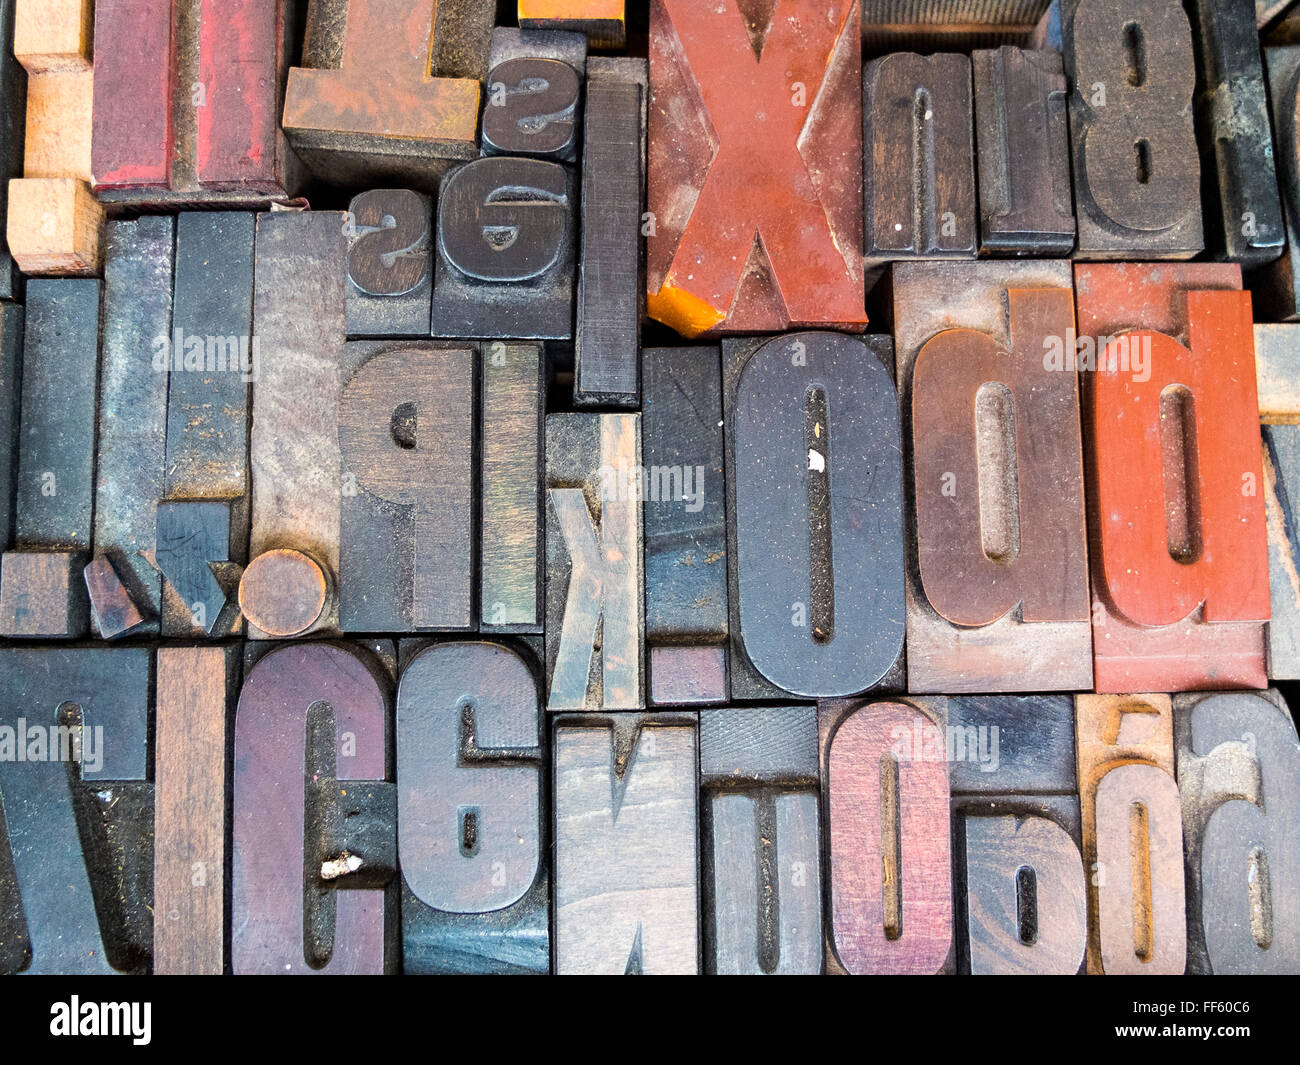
345 189 433 338
518 0 627 48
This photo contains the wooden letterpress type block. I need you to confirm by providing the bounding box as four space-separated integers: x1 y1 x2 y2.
13 0 92 74
1076 693 1187 974
0 300 20 551
864 52 977 262
723 331 904 700
0 0 27 302
647 0 866 337
283 0 488 188
1060 0 1203 259
895 261 1091 693
398 641 548 974
248 209 348 639
481 341 544 634
972 46 1074 257
154 645 240 975
5 177 101 277
574 58 644 408
0 647 152 974
701 706 821 974
545 413 644 711
554 712 699 973
1076 263 1268 692
1258 47 1300 320
822 697 953 974
89 216 174 638
1186 0 1285 264
862 1 1052 50
345 189 433 338
643 347 727 706
518 0 627 49
482 36 583 162
1264 423 1300 677
337 340 475 633
1174 688 1300 974
431 156 577 340
232 642 397 974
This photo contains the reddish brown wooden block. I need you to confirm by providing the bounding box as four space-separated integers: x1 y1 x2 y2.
895 261 1091 693
1076 264 1269 692
822 697 952 974
646 0 866 337
518 0 627 48
1076 693 1186 975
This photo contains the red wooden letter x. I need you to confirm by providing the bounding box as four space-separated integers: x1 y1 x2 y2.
647 0 866 337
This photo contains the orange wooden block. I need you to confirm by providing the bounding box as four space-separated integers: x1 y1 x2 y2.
13 0 92 75
24 69 93 181
6 177 103 276
1076 263 1269 692
518 0 626 48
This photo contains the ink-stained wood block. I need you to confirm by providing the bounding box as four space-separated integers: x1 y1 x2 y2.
1264 424 1300 677
946 694 1077 796
518 0 627 49
250 209 348 639
723 332 904 700
338 340 475 633
553 712 699 973
1259 47 1300 321
1076 693 1187 974
0 301 21 551
345 189 433 338
83 556 148 639
0 0 27 302
483 58 581 162
13 0 91 74
283 0 488 189
1174 688 1300 974
92 0 301 205
431 156 577 340
488 26 587 73
5 177 102 276
864 52 977 262
972 47 1074 256
1187 0 1285 265
22 69 91 180
647 0 866 338
232 642 397 974
154 645 239 975
822 697 952 975
91 216 174 639
0 550 88 636
862 1 1051 49
155 500 241 637
1060 0 1204 259
894 261 1092 693
481 342 544 634
398 641 548 974
643 347 727 706
574 58 644 407
701 706 821 975
1076 264 1268 692
0 647 152 974
14 278 99 551
545 413 644 710
1255 324 1300 423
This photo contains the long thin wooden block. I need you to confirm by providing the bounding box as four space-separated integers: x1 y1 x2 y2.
864 52 977 262
701 706 820 975
1060 0 1203 259
13 0 92 73
863 1 1051 49
823 698 952 974
0 0 27 302
345 189 433 338
1187 0 1285 264
1076 693 1186 975
431 156 577 340
249 210 348 639
338 340 475 632
895 261 1091 693
1256 325 1300 423
518 0 627 49
488 25 587 74
282 0 487 188
643 347 727 706
154 645 239 975
23 69 91 180
1077 264 1268 692
481 342 544 633
1264 424 1300 677
972 47 1074 256
1174 689 1300 974
483 57 581 162
0 647 151 974
91 216 174 638
232 642 397 974
398 641 548 974
90 0 175 190
647 0 865 337
0 301 22 550
545 413 644 710
724 332 903 699
5 177 102 276
554 712 699 973
574 58 643 407
1261 47 1300 321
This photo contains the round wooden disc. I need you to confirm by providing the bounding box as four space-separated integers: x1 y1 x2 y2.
238 549 328 637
